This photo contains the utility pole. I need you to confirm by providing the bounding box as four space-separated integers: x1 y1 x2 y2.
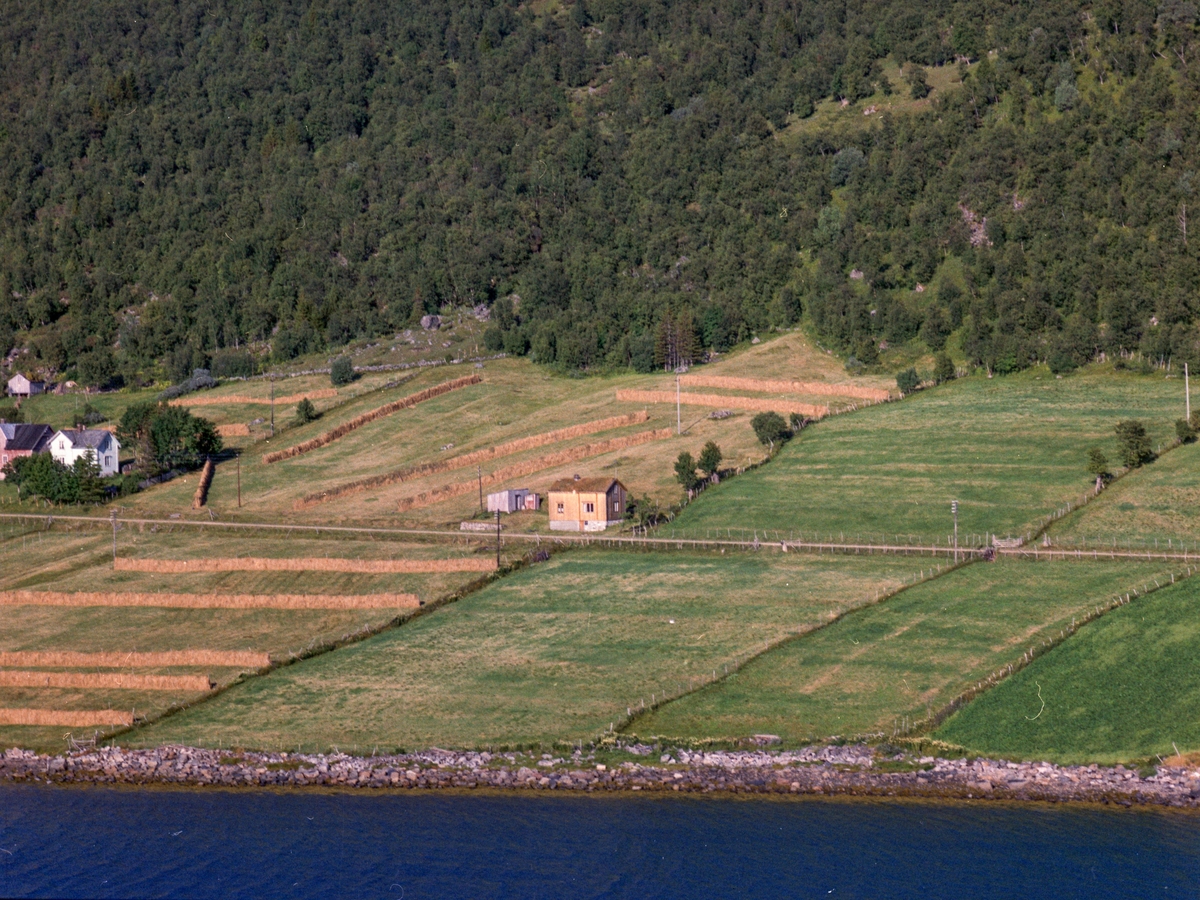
676 375 681 435
951 500 959 563
236 451 242 508
110 508 117 565
495 508 501 568
1187 362 1191 423
269 374 275 437
478 465 484 513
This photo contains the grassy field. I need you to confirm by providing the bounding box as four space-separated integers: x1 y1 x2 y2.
668 366 1188 546
1049 440 1200 550
0 525 491 752
123 550 920 752
935 573 1200 764
631 558 1171 745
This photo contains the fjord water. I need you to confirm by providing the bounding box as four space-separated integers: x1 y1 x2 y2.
1 787 1197 899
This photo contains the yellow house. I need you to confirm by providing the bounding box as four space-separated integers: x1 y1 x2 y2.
547 476 627 532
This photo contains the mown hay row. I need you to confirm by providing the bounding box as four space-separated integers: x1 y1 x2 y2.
114 557 495 574
615 389 827 418
0 708 132 727
216 424 250 437
0 650 269 668
679 374 890 402
295 410 650 510
171 388 338 407
263 373 481 464
0 590 421 609
397 428 672 512
191 458 215 509
0 671 213 692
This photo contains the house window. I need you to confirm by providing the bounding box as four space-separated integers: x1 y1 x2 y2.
557 502 565 514
585 502 595 513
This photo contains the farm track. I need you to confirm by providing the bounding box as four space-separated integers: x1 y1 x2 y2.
0 513 1193 563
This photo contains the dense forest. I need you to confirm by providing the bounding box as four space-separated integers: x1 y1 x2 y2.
1 0 1199 384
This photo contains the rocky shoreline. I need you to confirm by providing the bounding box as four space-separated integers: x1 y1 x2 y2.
3 744 1200 807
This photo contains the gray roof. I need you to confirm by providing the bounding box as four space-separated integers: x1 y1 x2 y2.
56 428 115 450
0 423 53 452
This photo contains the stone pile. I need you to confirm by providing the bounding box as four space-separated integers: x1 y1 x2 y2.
2 745 1198 806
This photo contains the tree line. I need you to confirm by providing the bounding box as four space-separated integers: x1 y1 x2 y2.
1 0 1199 385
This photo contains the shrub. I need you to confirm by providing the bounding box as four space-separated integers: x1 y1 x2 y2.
293 398 319 426
896 367 920 395
1115 420 1155 469
72 403 107 428
158 369 217 401
1048 349 1077 374
4 452 105 504
674 451 701 493
933 352 956 384
904 63 930 99
697 441 723 478
0 404 24 423
118 401 222 475
1086 447 1111 483
1176 418 1196 443
751 411 791 451
330 356 355 386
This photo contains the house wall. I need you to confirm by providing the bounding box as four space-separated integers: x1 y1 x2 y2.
0 448 35 479
49 435 120 477
548 486 624 531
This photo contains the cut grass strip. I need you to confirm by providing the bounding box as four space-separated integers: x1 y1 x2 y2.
263 374 481 464
171 389 338 407
0 672 213 691
295 411 650 510
680 374 890 402
0 590 422 609
0 650 269 668
114 557 494 574
0 708 132 727
395 428 672 511
616 389 827 418
215 424 250 437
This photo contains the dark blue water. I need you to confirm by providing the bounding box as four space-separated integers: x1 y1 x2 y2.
2 786 1198 899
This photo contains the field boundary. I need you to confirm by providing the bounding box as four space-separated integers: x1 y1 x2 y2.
296 411 650 510
0 590 422 609
0 650 269 667
616 389 827 418
0 672 213 691
263 373 482 464
396 428 673 512
679 374 890 402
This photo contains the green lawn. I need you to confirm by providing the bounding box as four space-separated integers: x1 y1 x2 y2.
936 572 1200 764
1050 440 1200 550
668 366 1186 546
124 550 919 752
632 558 1171 745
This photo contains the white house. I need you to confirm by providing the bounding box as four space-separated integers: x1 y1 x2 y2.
6 374 45 398
48 429 121 477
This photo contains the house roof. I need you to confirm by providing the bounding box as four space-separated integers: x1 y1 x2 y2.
54 428 116 450
0 424 53 451
548 476 623 493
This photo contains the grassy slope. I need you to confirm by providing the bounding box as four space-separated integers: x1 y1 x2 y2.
125 550 918 752
936 573 1200 764
1051 440 1200 550
632 558 1170 745
668 366 1185 545
112 330 888 528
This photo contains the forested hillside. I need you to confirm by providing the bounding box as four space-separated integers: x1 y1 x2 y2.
1 0 1199 385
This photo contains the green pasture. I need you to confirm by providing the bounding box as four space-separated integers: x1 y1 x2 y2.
936 572 1200 764
124 550 919 752
1050 440 1200 550
632 558 1170 745
670 366 1187 546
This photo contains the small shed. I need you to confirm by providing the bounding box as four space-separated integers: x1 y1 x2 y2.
487 488 539 514
6 374 45 398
